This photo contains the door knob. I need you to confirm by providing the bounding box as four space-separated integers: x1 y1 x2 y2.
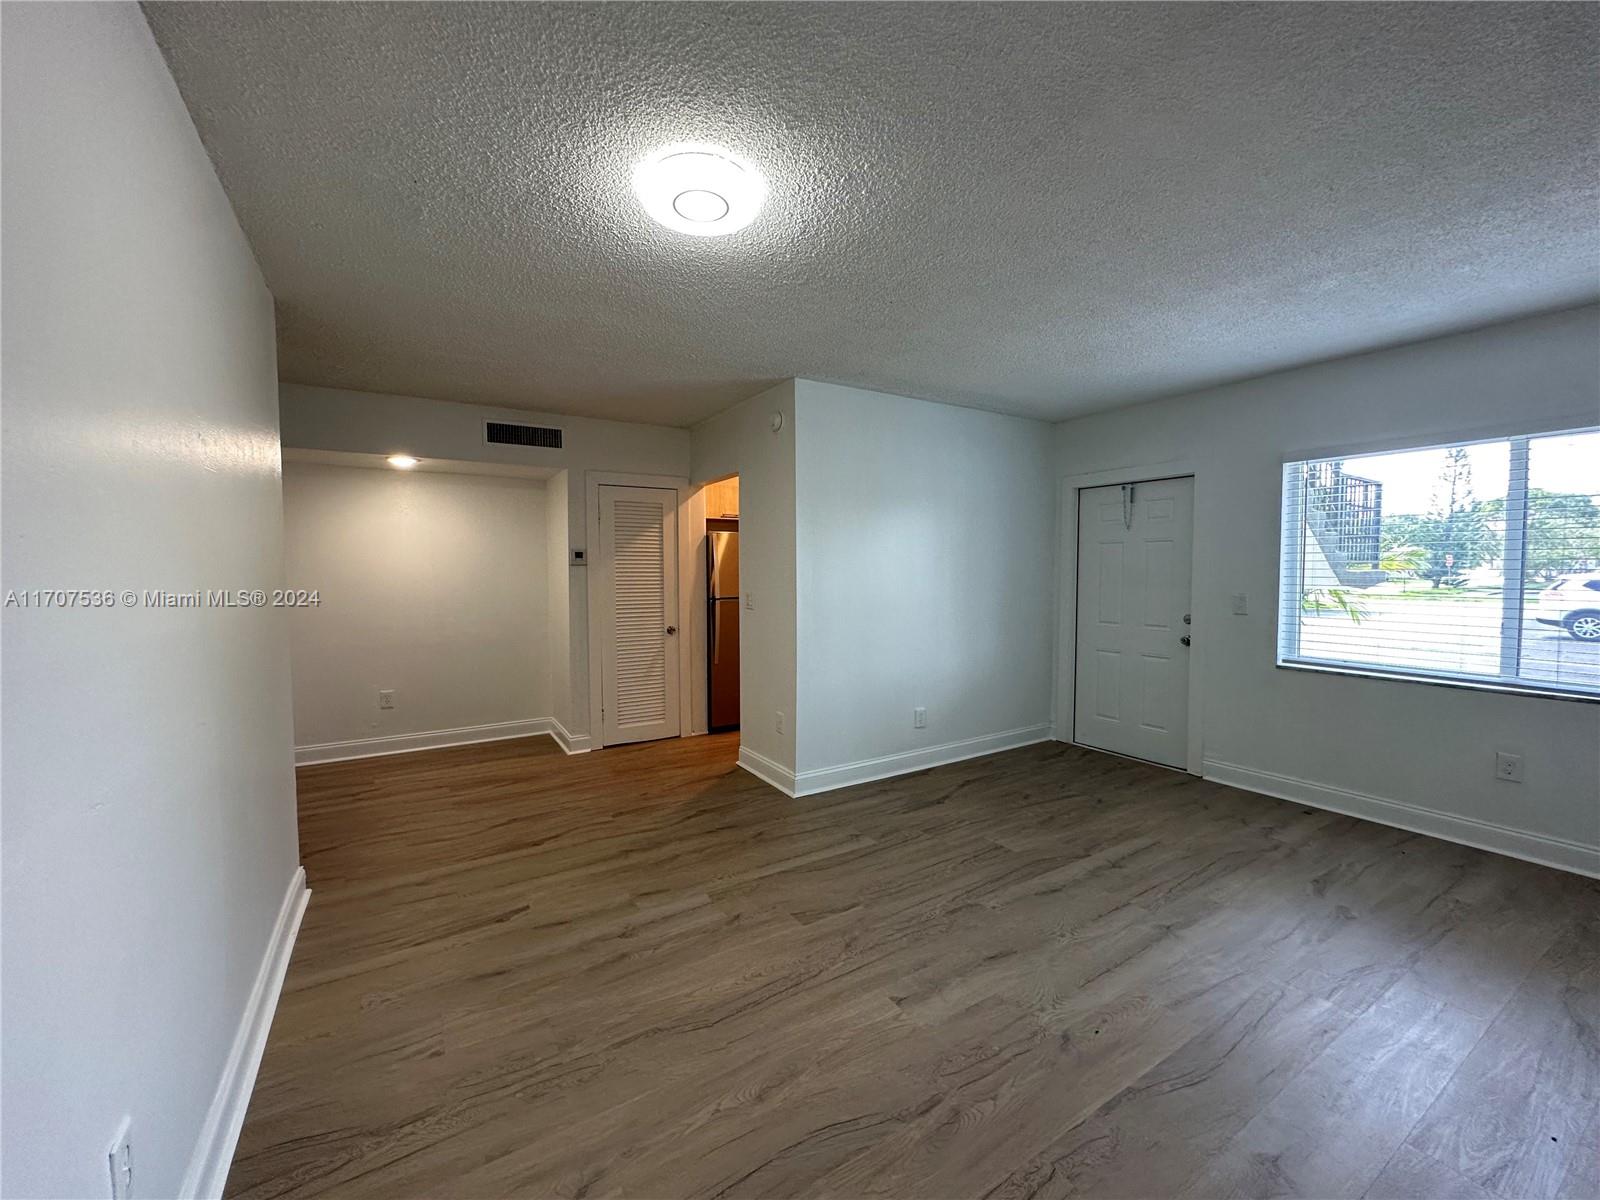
1180 635 1191 646
666 625 677 636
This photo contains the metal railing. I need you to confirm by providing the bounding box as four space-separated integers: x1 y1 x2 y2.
1304 461 1382 566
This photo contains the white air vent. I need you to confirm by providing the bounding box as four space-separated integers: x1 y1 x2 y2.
485 421 562 449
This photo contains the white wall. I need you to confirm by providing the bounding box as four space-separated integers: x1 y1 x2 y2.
691 382 798 776
545 469 573 737
793 382 1056 785
281 462 550 752
1 5 300 1196
280 383 691 747
1053 304 1600 872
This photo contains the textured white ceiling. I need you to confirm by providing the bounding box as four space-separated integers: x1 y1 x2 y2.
144 2 1599 426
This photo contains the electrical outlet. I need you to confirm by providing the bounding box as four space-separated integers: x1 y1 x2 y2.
913 707 927 729
378 689 396 711
107 1117 132 1200
1494 751 1524 783
1231 593 1249 616
775 711 785 735
745 591 755 611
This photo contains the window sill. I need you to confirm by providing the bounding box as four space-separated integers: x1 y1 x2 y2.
1276 658 1600 704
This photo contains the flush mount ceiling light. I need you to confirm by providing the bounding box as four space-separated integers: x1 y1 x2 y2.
631 143 767 237
387 454 420 469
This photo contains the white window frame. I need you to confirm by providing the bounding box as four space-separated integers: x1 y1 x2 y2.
1277 424 1600 704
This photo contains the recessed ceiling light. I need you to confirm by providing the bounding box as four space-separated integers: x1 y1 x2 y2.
632 143 766 237
387 454 420 469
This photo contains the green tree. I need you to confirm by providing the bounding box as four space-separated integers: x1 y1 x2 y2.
1418 448 1496 587
1480 490 1600 583
1381 514 1434 567
1525 491 1600 580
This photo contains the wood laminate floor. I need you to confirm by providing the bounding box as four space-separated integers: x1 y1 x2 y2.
227 734 1599 1200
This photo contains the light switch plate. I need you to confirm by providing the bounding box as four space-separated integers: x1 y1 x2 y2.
1231 593 1248 615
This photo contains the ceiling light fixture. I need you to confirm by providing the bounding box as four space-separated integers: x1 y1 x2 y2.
632 143 767 237
387 454 420 469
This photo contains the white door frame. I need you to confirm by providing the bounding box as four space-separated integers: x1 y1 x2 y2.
586 470 695 749
1054 461 1204 775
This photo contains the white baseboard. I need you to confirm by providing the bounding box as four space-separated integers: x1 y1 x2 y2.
738 745 798 796
1204 759 1600 879
295 718 556 765
793 724 1054 797
181 866 309 1200
548 717 592 755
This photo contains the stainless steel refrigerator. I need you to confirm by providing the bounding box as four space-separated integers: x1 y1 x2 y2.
708 524 740 731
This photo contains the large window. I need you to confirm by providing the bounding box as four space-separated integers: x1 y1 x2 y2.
1279 426 1600 700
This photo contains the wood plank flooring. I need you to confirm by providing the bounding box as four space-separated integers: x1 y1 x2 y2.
226 734 1599 1200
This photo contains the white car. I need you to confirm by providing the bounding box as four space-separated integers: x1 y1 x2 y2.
1532 573 1600 641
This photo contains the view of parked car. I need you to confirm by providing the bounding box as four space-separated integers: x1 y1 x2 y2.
1532 573 1600 641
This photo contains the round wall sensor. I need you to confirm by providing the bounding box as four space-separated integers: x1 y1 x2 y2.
632 143 767 237
770 412 785 433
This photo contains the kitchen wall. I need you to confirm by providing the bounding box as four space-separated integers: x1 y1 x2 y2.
702 475 741 518
690 381 799 782
281 461 552 758
1 4 301 1196
280 383 691 749
1053 303 1600 873
793 381 1056 789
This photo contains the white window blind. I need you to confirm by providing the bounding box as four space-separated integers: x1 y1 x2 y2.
1279 426 1600 700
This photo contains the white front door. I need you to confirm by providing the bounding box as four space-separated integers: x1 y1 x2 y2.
1073 477 1194 768
598 485 681 746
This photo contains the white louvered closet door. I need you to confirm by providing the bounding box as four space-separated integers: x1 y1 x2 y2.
598 486 681 746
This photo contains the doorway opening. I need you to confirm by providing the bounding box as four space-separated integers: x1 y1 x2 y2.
1072 475 1195 769
704 475 741 734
